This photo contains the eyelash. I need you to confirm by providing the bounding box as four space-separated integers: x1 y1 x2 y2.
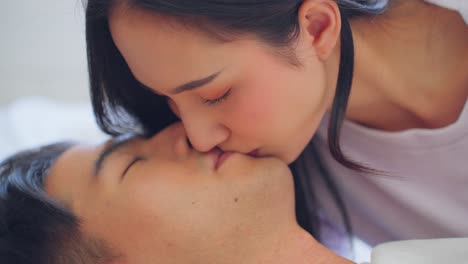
122 156 145 177
203 88 232 106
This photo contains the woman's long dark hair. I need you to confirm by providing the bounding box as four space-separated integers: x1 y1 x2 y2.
85 0 389 244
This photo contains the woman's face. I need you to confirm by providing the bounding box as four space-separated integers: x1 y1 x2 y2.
45 123 296 263
109 6 336 163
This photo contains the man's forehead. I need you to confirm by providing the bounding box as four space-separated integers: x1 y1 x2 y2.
44 143 99 201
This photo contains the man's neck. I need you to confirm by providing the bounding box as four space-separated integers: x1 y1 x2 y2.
259 227 354 264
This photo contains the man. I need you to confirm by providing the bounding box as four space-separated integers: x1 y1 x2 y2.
3 123 466 263
1 123 351 264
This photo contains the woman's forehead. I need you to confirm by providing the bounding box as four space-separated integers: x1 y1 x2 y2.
109 18 246 93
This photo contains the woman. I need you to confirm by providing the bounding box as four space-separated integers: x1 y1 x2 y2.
85 0 468 254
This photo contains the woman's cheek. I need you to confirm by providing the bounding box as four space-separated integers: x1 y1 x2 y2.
226 91 279 137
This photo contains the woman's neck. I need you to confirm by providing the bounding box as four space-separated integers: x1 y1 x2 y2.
336 0 468 131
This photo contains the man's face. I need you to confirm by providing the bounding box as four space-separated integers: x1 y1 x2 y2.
45 123 296 263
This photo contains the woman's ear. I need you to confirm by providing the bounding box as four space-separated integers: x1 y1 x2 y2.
297 0 341 60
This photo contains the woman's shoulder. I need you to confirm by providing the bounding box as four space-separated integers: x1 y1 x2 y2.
424 0 468 23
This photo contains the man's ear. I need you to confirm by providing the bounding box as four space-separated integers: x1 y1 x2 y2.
297 0 341 60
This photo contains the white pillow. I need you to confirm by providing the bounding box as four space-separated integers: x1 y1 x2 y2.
370 238 468 264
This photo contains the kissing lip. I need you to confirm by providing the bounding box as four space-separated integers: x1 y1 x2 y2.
215 152 235 169
207 148 233 170
247 149 260 157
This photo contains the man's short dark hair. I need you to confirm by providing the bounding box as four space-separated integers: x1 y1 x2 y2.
0 142 118 264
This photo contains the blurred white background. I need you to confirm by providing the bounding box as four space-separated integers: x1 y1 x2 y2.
0 0 88 104
0 0 105 159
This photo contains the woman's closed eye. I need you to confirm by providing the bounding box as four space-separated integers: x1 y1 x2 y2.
203 87 232 106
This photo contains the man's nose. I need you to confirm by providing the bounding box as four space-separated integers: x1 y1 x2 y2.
181 114 230 153
146 122 190 157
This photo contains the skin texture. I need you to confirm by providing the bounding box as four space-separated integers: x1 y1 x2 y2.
347 0 468 131
108 0 342 163
108 0 468 163
44 123 353 264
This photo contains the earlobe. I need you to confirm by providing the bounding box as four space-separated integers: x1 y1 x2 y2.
298 0 341 60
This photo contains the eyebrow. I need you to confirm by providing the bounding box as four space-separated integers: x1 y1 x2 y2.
140 70 223 95
94 134 136 176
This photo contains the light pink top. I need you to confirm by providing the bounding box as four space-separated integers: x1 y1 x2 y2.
312 1 468 260
312 2 468 247
313 96 468 246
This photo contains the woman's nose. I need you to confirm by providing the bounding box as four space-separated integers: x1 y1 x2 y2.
182 117 230 153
